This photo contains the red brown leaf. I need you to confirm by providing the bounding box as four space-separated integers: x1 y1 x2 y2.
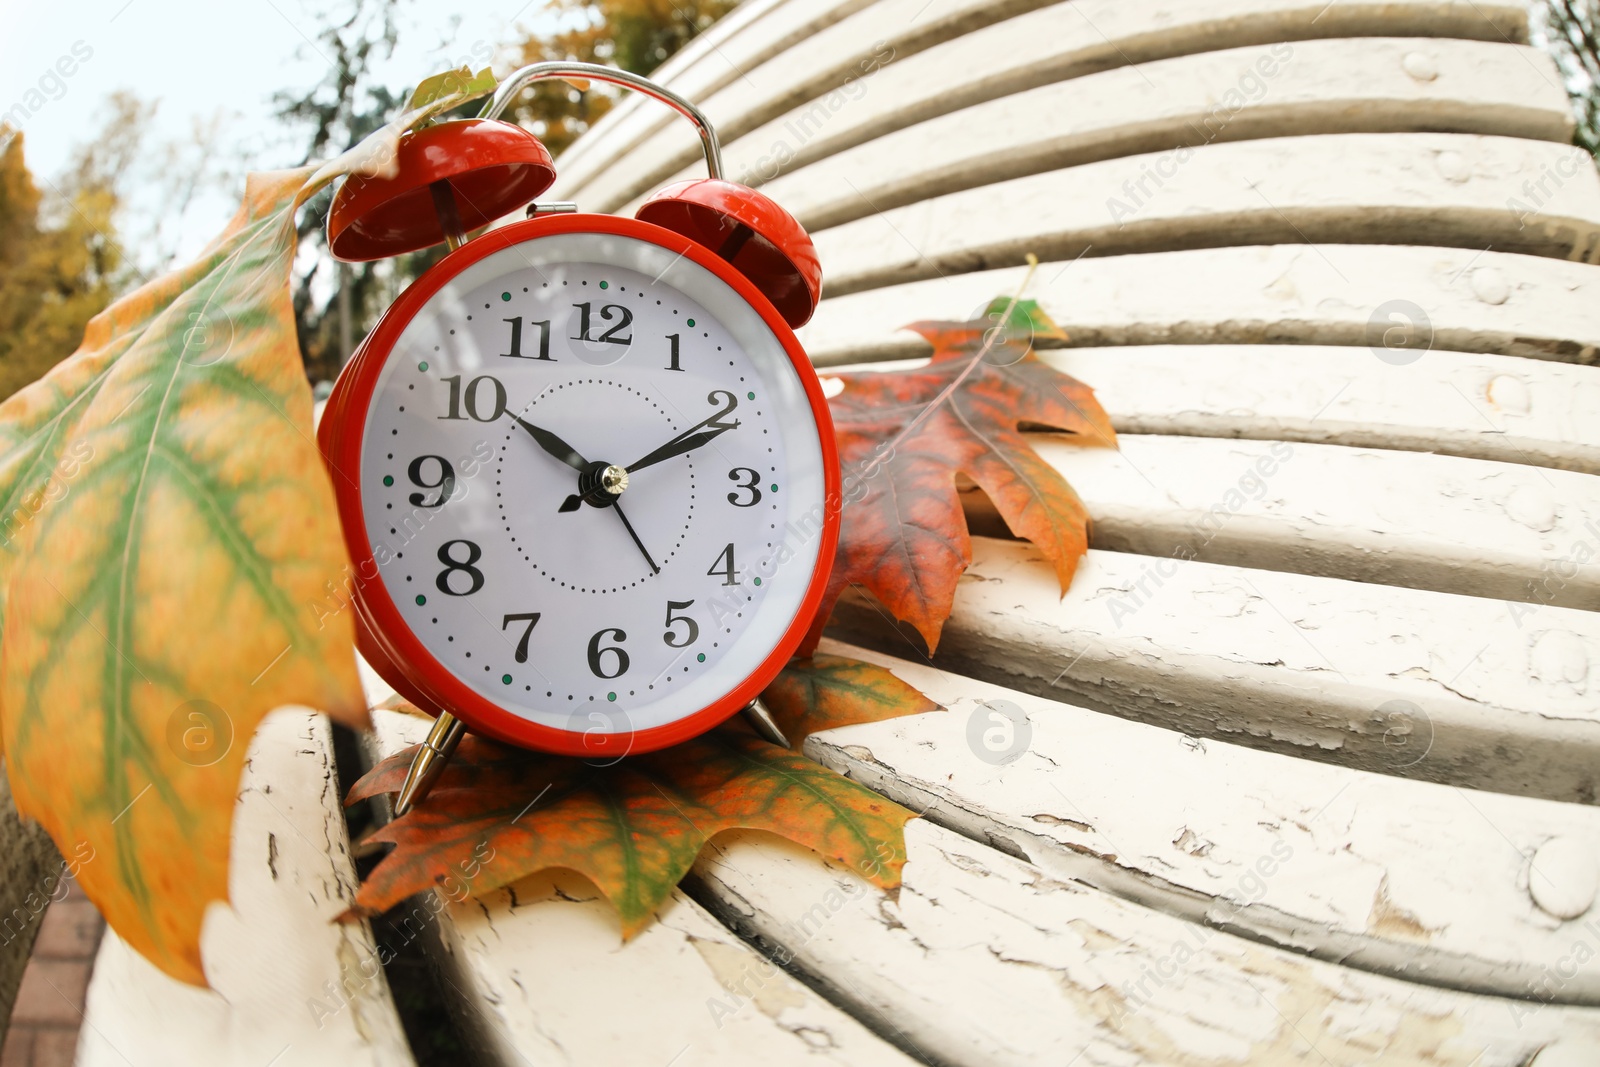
806 320 1115 654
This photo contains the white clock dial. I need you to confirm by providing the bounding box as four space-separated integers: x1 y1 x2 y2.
356 231 828 737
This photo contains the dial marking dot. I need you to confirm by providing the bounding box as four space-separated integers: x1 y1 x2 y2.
747 391 755 400
753 577 762 586
382 475 393 486
697 653 706 662
607 692 617 701
415 595 426 605
686 318 695 327
599 280 608 289
418 361 428 371
502 674 513 684
501 291 511 301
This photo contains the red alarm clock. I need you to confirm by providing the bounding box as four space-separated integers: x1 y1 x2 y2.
318 64 838 810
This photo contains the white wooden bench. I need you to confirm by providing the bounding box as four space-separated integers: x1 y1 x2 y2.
43 0 1600 1062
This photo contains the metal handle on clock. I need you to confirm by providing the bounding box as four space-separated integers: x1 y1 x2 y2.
480 61 724 181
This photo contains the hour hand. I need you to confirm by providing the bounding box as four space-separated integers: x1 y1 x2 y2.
514 415 588 472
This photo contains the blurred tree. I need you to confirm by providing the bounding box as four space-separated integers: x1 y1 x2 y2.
0 94 146 401
127 108 245 278
274 0 408 385
1538 0 1600 154
499 0 739 155
282 0 738 383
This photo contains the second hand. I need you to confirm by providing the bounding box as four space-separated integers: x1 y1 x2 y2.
610 499 658 575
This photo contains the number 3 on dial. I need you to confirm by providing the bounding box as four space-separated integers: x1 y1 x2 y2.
727 467 762 506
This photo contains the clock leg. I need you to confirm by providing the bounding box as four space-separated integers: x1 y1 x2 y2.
394 711 467 816
741 697 789 749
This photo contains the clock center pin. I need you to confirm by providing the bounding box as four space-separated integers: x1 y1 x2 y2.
575 459 631 508
601 465 629 496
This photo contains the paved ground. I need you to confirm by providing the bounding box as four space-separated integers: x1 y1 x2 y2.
1 878 103 1067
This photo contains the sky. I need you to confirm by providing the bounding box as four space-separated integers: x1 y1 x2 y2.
0 0 565 264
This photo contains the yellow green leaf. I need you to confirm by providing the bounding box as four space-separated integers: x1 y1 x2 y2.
405 65 498 114
0 167 362 986
0 77 496 984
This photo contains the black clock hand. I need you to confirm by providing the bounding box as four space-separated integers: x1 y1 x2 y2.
564 425 730 510
513 414 589 472
627 426 734 474
610 500 659 575
625 390 742 474
539 443 656 575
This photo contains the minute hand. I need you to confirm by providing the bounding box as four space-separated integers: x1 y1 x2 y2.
626 395 741 473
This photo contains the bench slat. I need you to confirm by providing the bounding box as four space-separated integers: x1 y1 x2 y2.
797 245 1600 365
812 133 1600 297
692 820 1600 1066
554 0 1057 205
1022 345 1600 474
959 433 1600 607
76 710 412 1066
835 344 1600 474
636 38 1570 227
571 0 1531 213
829 539 1600 803
554 0 874 184
806 639 1600 1003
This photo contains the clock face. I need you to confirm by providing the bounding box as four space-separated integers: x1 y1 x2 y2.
335 222 834 753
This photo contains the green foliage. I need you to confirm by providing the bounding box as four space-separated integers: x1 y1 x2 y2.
497 0 740 157
274 0 410 385
281 0 737 383
1537 0 1600 154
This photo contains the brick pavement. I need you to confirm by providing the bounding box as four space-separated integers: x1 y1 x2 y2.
1 878 104 1067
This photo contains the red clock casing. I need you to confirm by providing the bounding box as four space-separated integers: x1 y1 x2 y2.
318 212 840 756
